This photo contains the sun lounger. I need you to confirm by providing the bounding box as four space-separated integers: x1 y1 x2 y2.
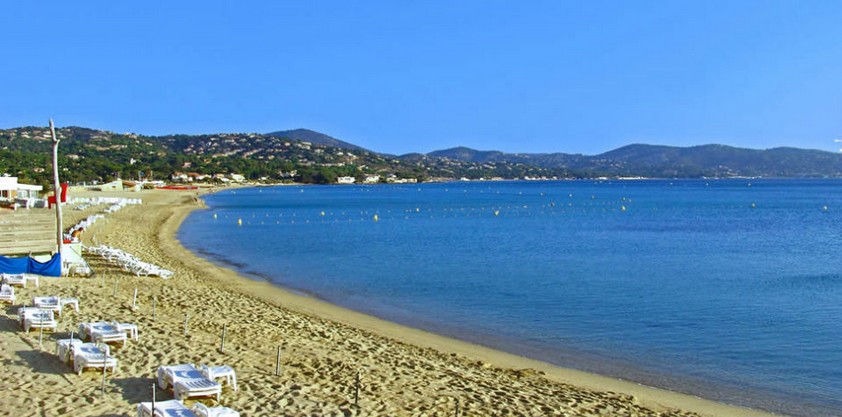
72 342 117 375
56 338 85 363
0 284 14 303
78 322 128 345
136 399 197 417
1 273 21 286
33 296 62 316
18 307 57 333
84 245 174 279
192 403 240 417
157 364 222 401
1 273 39 288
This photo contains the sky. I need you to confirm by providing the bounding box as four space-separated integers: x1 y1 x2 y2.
2 1 842 155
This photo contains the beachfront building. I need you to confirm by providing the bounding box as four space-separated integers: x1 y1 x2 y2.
171 172 189 182
337 176 356 184
363 174 381 184
172 172 210 182
385 174 418 184
0 176 44 208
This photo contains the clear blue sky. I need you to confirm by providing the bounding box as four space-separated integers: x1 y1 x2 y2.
3 1 841 155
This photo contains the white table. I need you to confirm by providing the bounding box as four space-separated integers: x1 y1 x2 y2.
203 365 237 391
23 274 39 288
117 323 138 341
59 297 80 313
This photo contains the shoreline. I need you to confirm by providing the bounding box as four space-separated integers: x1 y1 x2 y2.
166 187 781 417
0 188 785 416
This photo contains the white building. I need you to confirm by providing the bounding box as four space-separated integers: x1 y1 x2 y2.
363 174 381 184
0 176 44 208
171 172 189 182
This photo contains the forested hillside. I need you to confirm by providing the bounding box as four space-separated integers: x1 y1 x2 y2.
2 126 840 186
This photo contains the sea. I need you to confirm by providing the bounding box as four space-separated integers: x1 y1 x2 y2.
178 179 842 417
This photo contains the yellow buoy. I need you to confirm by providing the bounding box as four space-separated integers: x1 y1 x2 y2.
373 214 379 222
621 205 627 212
237 218 243 226
320 211 325 216
494 210 500 216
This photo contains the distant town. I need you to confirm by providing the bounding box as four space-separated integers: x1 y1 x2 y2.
2 125 841 204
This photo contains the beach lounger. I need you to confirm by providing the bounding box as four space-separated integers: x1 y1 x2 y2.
0 284 14 303
72 342 117 375
33 296 62 316
18 307 57 333
2 273 38 288
192 403 240 417
78 321 128 345
2 273 21 286
56 338 85 363
136 399 197 417
157 364 222 401
0 274 40 288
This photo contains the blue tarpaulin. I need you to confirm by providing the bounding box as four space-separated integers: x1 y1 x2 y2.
0 253 61 277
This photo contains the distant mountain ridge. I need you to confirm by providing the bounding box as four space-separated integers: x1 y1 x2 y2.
266 129 371 152
424 143 842 178
2 125 841 186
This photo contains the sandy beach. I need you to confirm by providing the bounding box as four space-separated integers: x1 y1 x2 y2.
0 188 782 417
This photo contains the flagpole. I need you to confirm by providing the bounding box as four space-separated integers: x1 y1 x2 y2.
49 119 63 254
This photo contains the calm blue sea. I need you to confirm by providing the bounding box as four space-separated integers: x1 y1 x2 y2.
178 179 842 416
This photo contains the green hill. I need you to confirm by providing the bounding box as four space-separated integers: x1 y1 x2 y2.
2 125 840 186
